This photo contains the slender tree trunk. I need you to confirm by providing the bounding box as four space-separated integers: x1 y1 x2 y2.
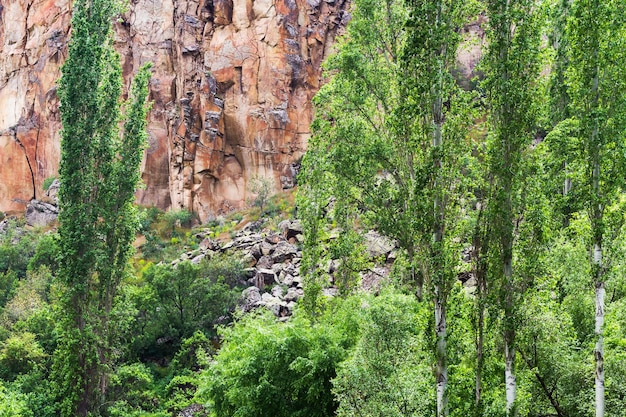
563 161 572 227
408 247 422 301
504 256 516 417
590 28 604 414
519 349 566 417
593 164 605 417
432 35 448 416
595 277 605 417
472 201 489 415
435 297 448 417
505 337 517 416
475 304 484 410
474 260 487 415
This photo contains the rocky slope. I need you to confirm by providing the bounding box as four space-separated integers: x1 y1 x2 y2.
0 0 350 220
169 217 398 318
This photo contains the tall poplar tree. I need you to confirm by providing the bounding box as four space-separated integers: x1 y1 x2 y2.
300 0 471 414
402 2 472 415
566 1 626 415
52 0 152 414
482 0 542 414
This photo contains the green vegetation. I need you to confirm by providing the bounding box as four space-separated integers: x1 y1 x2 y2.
247 176 274 214
2 0 626 415
52 0 152 412
41 177 56 192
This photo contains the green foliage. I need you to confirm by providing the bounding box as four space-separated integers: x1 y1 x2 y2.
170 331 213 373
0 381 33 417
163 373 202 414
122 256 243 361
199 305 358 417
42 177 56 192
162 209 194 237
1 267 52 330
138 206 162 233
104 362 178 417
27 233 60 273
333 292 434 417
0 270 17 311
247 176 274 214
0 332 46 379
52 0 153 412
0 220 38 279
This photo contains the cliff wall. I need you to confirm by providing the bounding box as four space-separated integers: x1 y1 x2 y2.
0 0 350 220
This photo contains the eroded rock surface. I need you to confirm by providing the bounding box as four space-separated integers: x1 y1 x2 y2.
0 0 350 220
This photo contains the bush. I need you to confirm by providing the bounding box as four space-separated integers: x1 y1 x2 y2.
0 221 38 278
138 206 162 233
198 303 359 417
1 267 52 328
27 234 59 273
198 254 246 288
247 176 273 213
107 363 161 414
0 381 33 417
170 331 213 373
124 257 243 361
0 332 47 379
163 209 193 235
333 292 433 417
0 270 18 309
42 177 56 192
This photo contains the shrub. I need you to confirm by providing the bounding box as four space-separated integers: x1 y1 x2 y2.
107 363 168 417
126 258 242 361
42 177 56 192
198 303 359 417
0 332 47 379
333 292 433 417
170 331 213 373
27 234 59 273
138 206 162 233
0 381 33 417
0 221 38 278
247 176 273 213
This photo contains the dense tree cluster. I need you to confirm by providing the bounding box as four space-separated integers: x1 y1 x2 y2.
1 0 626 416
300 0 626 416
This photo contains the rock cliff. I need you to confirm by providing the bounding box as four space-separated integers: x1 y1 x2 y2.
0 0 350 220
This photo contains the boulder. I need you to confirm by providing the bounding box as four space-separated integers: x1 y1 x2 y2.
255 268 277 287
25 200 58 227
178 404 206 417
363 231 395 259
260 241 274 256
279 219 303 241
272 241 298 263
191 254 206 264
243 286 262 304
45 179 61 204
271 285 284 298
265 233 283 244
241 252 257 267
256 255 274 269
284 287 303 302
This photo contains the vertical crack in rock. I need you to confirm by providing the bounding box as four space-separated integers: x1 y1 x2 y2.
12 128 36 201
34 113 40 194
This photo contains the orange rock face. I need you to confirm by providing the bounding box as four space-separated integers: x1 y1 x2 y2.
0 0 350 220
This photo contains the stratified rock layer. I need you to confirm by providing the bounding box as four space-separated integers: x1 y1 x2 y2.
0 0 350 220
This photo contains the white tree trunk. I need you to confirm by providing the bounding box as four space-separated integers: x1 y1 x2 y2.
503 256 516 416
594 243 605 417
435 298 447 417
505 339 517 416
